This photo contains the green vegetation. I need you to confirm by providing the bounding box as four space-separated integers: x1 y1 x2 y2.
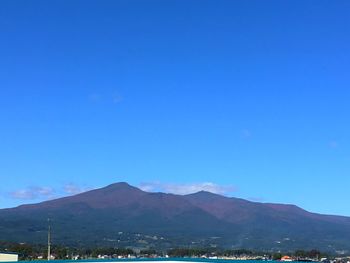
0 240 336 261
0 241 136 260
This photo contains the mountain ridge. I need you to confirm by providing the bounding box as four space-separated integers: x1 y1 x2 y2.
1 182 350 252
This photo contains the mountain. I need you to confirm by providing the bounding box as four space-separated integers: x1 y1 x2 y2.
1 182 350 252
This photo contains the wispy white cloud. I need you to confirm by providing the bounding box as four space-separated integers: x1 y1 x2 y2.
139 182 236 196
88 92 123 104
8 183 93 201
9 186 55 200
63 184 92 195
35 186 55 196
112 93 123 104
329 140 339 149
88 93 102 102
241 129 252 139
248 196 265 202
138 182 157 192
9 189 35 200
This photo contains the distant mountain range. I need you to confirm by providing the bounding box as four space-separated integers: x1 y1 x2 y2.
1 182 350 252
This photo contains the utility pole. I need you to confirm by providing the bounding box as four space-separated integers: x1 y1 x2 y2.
47 218 51 261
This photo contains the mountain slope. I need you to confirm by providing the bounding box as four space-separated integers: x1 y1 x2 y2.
185 191 350 250
0 182 349 252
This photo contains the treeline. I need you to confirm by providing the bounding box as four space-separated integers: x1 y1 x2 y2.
0 241 136 260
0 241 45 260
0 240 331 261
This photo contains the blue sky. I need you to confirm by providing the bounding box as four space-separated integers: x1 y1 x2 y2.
1 0 350 215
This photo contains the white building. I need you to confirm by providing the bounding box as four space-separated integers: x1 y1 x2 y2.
0 253 18 262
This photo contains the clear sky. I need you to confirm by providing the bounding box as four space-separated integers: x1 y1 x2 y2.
1 0 350 215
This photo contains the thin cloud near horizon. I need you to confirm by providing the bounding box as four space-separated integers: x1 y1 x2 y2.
7 181 236 202
8 184 92 201
9 186 55 200
139 181 237 196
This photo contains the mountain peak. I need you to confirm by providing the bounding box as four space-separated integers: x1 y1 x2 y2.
104 182 140 190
